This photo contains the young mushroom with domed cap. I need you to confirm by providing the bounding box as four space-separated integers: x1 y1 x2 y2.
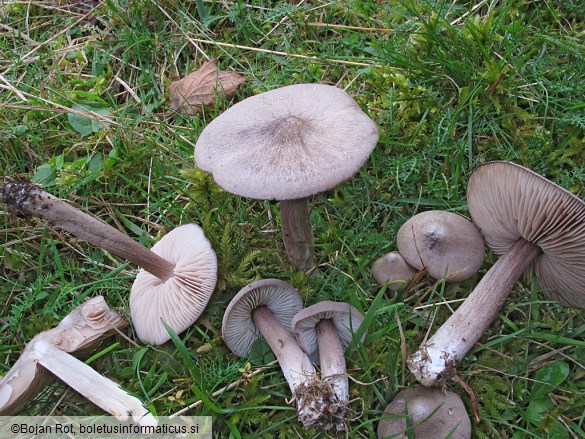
2 181 217 345
291 301 366 432
222 279 338 430
195 83 379 272
372 251 418 290
408 161 585 387
377 386 471 439
397 210 485 282
0 297 155 425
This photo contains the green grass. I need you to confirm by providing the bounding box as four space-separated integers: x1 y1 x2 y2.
1 0 584 437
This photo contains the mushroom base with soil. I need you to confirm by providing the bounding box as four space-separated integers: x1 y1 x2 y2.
315 319 350 422
291 301 367 431
407 238 540 386
251 307 344 431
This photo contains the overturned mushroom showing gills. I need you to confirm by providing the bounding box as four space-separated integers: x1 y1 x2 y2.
3 181 217 345
195 83 379 271
222 279 338 430
0 297 155 425
397 210 485 282
371 251 418 290
408 161 585 387
129 224 217 345
377 386 471 439
291 301 366 432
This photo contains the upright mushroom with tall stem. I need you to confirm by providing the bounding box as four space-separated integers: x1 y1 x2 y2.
407 161 585 387
195 83 379 272
3 181 217 345
222 279 339 430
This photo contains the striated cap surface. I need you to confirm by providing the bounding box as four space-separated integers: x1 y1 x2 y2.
195 83 379 200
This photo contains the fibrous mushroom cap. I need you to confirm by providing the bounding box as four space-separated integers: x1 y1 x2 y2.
467 161 585 308
195 83 379 201
372 251 418 290
377 386 471 439
130 224 218 345
222 279 304 357
397 210 485 282
291 301 365 361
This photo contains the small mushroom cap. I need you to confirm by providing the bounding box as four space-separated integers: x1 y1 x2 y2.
377 386 471 439
130 224 218 345
291 301 365 361
372 251 418 290
397 210 485 282
195 83 379 201
222 279 304 357
467 161 585 308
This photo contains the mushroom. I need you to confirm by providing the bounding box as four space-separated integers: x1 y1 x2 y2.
129 223 217 345
377 386 471 439
291 301 366 431
222 279 338 430
195 83 379 271
0 297 155 425
407 161 585 387
371 251 418 290
397 210 485 282
3 181 217 345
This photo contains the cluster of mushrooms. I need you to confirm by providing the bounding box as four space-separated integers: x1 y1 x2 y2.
2 83 584 437
222 280 365 431
372 210 486 289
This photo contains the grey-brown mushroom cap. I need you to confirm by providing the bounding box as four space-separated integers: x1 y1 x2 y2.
377 386 471 439
467 161 585 308
222 279 304 358
372 251 418 290
291 301 365 360
195 83 379 201
130 224 218 345
396 210 485 282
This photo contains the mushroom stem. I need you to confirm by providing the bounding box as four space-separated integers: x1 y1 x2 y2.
3 181 175 281
407 238 541 386
252 306 316 393
280 198 315 272
252 306 335 429
35 340 156 426
316 319 348 402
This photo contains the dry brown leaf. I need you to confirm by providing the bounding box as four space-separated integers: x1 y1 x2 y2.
169 60 246 115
